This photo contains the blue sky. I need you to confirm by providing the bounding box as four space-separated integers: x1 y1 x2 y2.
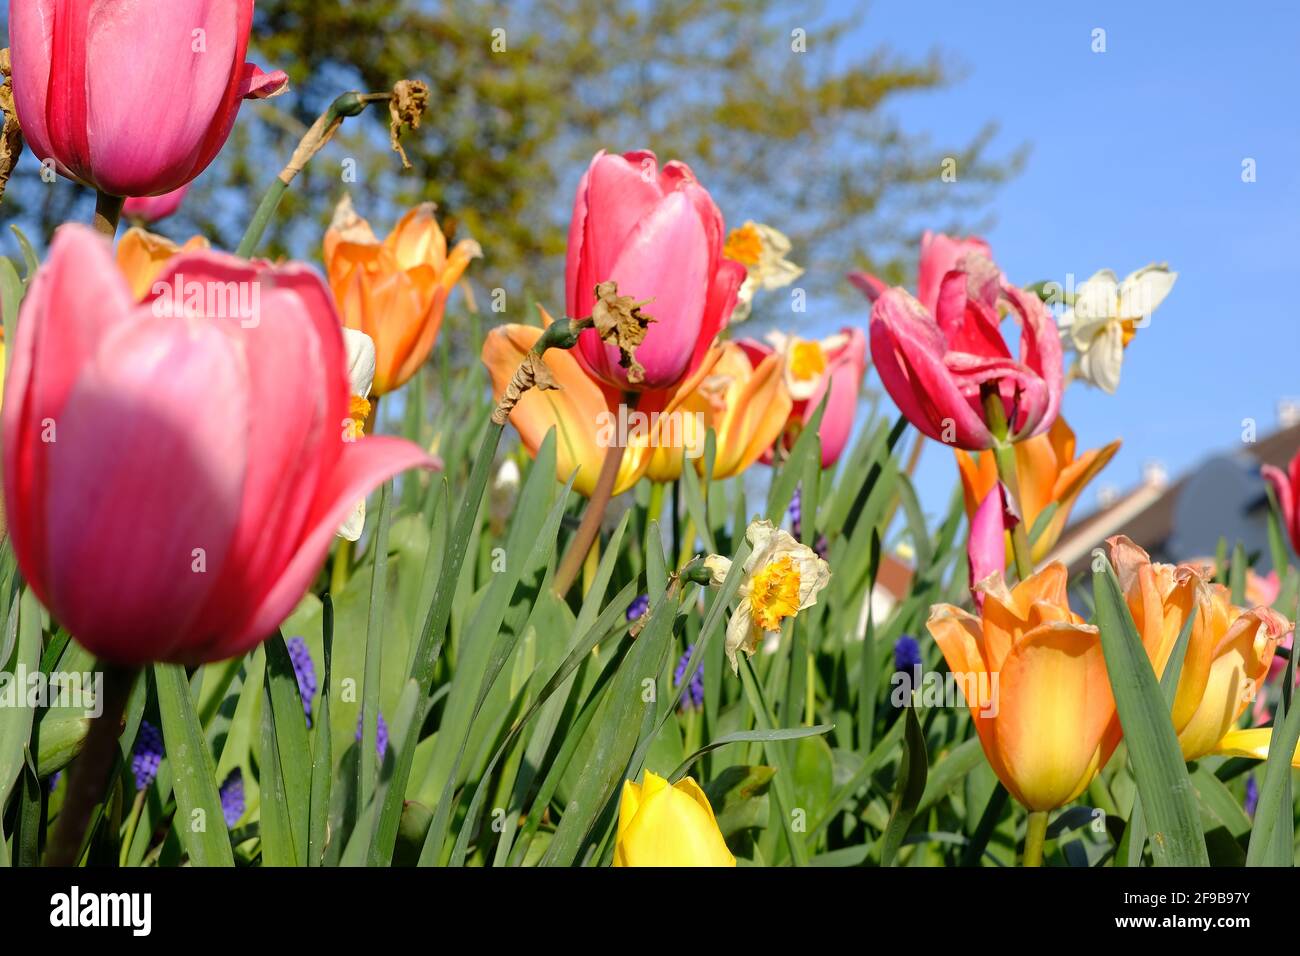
825 0 1300 517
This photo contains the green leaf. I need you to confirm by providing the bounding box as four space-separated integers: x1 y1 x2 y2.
668 725 833 783
307 595 335 866
879 700 927 866
154 663 234 866
1246 628 1300 866
358 482 394 806
0 587 41 814
1091 552 1207 866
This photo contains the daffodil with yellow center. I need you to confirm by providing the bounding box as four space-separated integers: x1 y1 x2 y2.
614 771 735 867
705 519 830 672
762 330 849 404
722 220 803 322
337 328 378 541
1059 264 1176 393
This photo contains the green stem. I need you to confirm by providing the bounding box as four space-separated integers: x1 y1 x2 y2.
235 90 393 258
981 386 1034 584
992 440 1034 583
92 191 124 239
1023 809 1049 867
45 664 136 866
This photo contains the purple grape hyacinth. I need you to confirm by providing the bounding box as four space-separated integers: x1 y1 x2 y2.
674 646 705 711
286 636 317 727
626 594 650 622
219 768 245 828
131 720 164 791
356 711 389 758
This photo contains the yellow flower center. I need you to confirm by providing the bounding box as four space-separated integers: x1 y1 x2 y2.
789 340 826 381
749 555 803 631
349 395 372 436
724 224 764 267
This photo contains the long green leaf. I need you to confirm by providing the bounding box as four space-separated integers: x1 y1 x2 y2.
154 663 234 866
1091 552 1207 866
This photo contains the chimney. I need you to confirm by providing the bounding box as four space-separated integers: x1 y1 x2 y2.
1142 460 1169 489
1279 398 1300 428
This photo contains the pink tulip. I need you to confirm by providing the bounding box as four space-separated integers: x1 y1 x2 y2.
865 236 1062 451
1263 449 1300 559
967 484 1014 611
9 0 288 198
123 185 190 225
3 226 434 666
849 231 995 315
739 327 868 467
566 150 745 392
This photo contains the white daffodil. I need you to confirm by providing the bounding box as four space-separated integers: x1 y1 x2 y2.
337 328 377 541
705 519 830 673
723 221 804 322
764 329 849 402
1058 264 1176 393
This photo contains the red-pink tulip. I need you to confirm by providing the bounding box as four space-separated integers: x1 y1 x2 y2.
967 484 1014 611
9 0 287 198
865 236 1062 451
3 226 434 666
849 231 995 315
123 185 190 225
1263 450 1300 559
566 150 745 392
739 327 868 467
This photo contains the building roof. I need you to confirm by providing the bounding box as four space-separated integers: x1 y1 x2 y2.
1046 418 1300 577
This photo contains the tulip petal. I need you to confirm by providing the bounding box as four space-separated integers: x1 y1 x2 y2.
212 436 436 663
1211 727 1300 767
994 621 1113 811
43 315 249 664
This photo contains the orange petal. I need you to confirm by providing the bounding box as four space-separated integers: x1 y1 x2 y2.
993 621 1114 811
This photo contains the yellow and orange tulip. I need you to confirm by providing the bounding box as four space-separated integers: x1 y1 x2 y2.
324 196 480 396
927 563 1119 811
956 416 1119 562
613 771 735 867
645 342 791 483
481 309 720 497
115 227 210 301
1107 536 1296 765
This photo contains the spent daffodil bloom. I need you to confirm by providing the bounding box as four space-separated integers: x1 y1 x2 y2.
706 520 830 673
337 329 378 541
1059 264 1176 393
722 220 803 322
614 771 735 867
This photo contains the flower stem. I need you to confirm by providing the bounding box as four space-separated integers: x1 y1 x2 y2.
553 439 622 598
235 90 398 258
992 440 1035 583
45 664 137 866
980 385 1034 583
1022 809 1049 867
92 191 124 239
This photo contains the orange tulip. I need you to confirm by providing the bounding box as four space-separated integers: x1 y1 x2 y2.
955 416 1119 562
645 342 792 482
927 563 1119 811
115 227 211 301
481 309 720 497
324 195 480 396
1107 536 1295 764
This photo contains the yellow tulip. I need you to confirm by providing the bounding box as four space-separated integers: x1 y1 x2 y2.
955 416 1119 562
115 227 210 301
645 342 792 482
1107 536 1296 764
927 563 1120 811
325 195 480 396
480 309 720 497
614 771 735 867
